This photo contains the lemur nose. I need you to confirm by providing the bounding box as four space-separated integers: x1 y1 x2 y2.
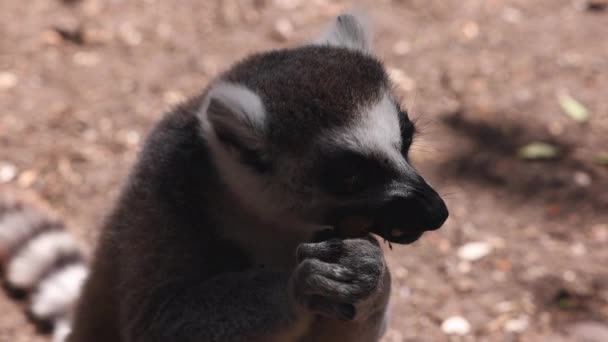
425 192 449 230
378 179 449 233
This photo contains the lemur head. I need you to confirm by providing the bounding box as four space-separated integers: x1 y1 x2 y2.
199 13 448 244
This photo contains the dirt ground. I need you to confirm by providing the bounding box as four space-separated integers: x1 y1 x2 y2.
1 0 607 341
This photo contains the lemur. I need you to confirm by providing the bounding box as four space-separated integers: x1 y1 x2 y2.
0 13 448 342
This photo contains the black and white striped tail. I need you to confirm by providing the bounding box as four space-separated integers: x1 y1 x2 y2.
0 193 88 342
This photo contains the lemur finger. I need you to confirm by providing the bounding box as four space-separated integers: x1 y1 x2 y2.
294 264 368 303
295 259 354 283
296 239 343 263
307 295 356 321
300 275 368 303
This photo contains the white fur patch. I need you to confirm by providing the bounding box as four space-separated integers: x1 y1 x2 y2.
6 230 79 289
0 209 47 259
325 92 404 167
53 317 72 342
199 82 266 140
29 263 88 320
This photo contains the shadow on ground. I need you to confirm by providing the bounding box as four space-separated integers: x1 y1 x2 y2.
438 110 608 213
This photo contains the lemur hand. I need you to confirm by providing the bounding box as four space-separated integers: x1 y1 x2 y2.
290 236 389 321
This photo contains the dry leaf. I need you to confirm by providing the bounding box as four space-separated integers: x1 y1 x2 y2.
558 93 589 123
518 142 560 160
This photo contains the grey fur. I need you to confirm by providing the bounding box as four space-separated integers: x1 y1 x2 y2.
314 13 373 53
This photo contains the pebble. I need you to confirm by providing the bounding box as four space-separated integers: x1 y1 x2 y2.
274 0 303 10
272 18 294 42
221 0 240 26
457 241 493 261
163 90 186 106
501 7 523 23
504 315 529 333
381 328 403 342
494 301 517 314
392 40 411 56
563 270 577 282
398 286 411 299
121 130 141 147
17 170 37 188
590 224 608 243
570 242 587 256
387 68 415 92
0 162 18 184
461 21 479 40
73 51 100 66
393 266 408 279
441 316 471 335
0 71 18 90
573 171 592 187
119 23 143 46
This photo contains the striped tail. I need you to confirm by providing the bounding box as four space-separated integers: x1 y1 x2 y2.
0 193 89 342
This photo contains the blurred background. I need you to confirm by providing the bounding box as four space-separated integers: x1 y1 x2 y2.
0 0 607 341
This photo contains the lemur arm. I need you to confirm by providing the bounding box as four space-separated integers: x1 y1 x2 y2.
120 269 311 342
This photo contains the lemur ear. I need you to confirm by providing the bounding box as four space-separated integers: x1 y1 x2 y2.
312 12 373 53
201 82 266 153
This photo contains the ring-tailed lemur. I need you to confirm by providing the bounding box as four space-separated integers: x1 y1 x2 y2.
1 13 448 342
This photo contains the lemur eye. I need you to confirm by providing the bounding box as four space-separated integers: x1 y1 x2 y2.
398 110 415 155
318 151 393 196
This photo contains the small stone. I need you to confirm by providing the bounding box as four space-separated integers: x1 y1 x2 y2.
441 316 471 335
83 28 113 45
0 162 18 184
220 0 240 26
387 68 415 92
381 328 403 342
563 270 577 282
457 241 492 261
272 18 294 42
201 58 219 76
590 224 608 243
398 286 411 299
461 21 479 40
73 51 100 66
504 315 529 333
501 7 523 23
570 242 587 256
119 23 143 46
573 171 592 187
0 71 18 90
274 0 303 10
438 239 451 253
494 301 517 314
17 170 38 188
456 278 474 292
163 90 186 106
492 271 507 282
41 29 64 45
393 266 408 279
392 40 411 56
82 0 102 16
122 130 140 147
